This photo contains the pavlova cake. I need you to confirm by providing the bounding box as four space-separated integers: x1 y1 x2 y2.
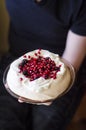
6 49 72 103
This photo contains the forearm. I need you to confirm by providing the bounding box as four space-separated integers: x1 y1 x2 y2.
62 30 86 72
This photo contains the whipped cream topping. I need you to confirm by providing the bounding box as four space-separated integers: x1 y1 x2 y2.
7 49 71 101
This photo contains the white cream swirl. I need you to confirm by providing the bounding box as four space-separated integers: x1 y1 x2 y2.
7 49 71 101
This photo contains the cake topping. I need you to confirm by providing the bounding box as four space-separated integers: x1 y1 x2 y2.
18 50 61 81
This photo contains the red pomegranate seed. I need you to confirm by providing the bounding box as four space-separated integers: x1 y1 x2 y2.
28 55 31 59
23 55 27 58
18 50 61 81
34 53 38 56
20 77 23 81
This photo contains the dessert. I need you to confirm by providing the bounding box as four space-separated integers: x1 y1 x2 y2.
6 49 72 102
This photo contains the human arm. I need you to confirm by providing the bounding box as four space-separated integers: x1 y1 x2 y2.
62 30 86 73
43 31 86 106
44 31 86 106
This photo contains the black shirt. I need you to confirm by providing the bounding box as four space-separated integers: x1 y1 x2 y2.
5 0 86 57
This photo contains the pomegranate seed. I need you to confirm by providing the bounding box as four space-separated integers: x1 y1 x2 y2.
20 77 23 81
18 50 61 81
28 55 31 59
34 53 38 56
23 55 27 58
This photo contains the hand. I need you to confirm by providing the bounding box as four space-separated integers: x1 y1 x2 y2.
18 97 52 106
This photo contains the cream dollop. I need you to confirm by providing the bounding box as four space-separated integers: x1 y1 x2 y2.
7 49 71 101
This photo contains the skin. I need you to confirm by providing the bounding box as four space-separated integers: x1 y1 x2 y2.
63 30 86 72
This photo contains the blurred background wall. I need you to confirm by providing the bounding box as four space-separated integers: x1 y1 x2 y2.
0 0 9 55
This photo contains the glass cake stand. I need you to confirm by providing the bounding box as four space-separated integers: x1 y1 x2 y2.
3 58 76 104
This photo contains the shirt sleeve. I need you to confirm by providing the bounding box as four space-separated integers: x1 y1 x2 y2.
71 0 86 36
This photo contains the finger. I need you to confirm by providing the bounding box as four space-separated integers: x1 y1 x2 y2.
5 83 9 89
42 101 52 106
18 97 24 103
